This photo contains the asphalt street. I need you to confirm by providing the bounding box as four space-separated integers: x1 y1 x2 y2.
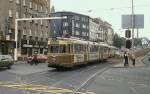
0 57 150 94
84 56 150 94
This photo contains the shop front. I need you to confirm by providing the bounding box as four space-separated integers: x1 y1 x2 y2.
0 40 15 56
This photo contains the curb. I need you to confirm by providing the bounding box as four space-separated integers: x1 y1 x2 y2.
112 56 145 68
13 61 27 65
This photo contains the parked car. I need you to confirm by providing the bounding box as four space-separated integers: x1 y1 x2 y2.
147 52 150 61
0 55 14 69
27 55 48 64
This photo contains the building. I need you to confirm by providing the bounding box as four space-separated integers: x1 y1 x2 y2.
0 0 50 60
103 21 114 45
50 11 114 45
50 11 89 40
89 18 104 42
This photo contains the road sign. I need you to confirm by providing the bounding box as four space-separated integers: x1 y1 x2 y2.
122 14 144 29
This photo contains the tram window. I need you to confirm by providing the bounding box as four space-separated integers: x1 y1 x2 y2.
74 44 81 53
49 45 66 53
90 46 98 52
59 45 66 53
68 44 73 53
50 45 59 53
74 44 85 54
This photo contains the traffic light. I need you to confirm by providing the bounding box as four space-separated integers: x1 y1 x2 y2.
125 30 131 38
126 39 132 49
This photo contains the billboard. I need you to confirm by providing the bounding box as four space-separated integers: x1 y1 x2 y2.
122 14 144 29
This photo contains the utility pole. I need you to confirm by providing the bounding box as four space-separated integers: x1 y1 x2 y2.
137 28 139 38
131 0 134 51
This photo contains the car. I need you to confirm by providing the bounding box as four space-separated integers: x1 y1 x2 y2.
0 55 14 69
27 54 48 64
147 52 150 61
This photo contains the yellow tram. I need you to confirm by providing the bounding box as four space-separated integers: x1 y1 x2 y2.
47 37 115 68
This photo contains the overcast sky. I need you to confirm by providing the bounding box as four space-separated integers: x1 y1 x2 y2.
52 0 150 39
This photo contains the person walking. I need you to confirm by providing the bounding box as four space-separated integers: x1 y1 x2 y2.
131 54 135 67
124 51 129 67
32 52 38 65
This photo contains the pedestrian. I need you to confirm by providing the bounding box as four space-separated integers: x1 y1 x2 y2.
131 54 135 67
32 52 38 65
124 51 129 67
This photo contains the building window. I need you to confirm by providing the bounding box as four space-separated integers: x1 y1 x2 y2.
63 22 68 27
23 0 26 6
23 28 26 35
41 31 44 37
16 0 20 4
9 10 13 17
9 0 13 2
35 20 38 24
29 29 32 36
82 17 86 22
75 23 80 28
82 24 86 29
75 31 80 35
75 16 80 20
82 32 87 36
34 30 37 37
40 6 43 12
63 30 67 34
16 11 19 18
29 2 32 9
23 14 26 18
35 4 38 10
21 48 27 55
45 32 47 38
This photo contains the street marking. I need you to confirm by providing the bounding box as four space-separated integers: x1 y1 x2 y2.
0 81 96 94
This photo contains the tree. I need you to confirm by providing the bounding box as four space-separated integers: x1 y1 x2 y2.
113 33 125 48
134 38 142 47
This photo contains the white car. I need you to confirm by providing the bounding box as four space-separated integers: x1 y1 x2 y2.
0 55 14 69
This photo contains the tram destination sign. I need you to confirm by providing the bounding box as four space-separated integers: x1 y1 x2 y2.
121 14 144 29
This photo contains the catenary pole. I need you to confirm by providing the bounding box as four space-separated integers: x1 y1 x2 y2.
131 0 134 51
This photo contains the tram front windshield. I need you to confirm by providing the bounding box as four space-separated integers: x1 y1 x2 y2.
49 44 66 53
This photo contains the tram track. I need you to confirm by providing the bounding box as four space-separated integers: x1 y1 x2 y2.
46 62 112 94
72 66 110 94
0 61 113 94
26 63 100 85
12 63 101 86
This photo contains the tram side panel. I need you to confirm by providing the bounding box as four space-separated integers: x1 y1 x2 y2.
48 53 75 68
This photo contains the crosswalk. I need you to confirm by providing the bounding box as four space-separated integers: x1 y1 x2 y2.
0 81 95 94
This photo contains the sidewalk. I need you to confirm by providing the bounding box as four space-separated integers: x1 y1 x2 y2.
113 56 145 68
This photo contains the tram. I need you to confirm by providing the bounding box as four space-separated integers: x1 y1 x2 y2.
47 37 115 68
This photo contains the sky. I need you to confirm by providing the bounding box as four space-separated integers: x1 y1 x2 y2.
51 0 150 39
